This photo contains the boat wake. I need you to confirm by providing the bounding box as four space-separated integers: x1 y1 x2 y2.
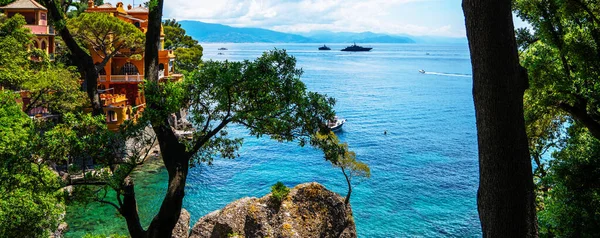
423 71 472 78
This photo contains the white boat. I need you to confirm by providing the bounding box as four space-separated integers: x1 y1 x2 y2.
419 69 426 74
328 116 346 132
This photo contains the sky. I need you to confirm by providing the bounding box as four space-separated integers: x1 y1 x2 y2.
108 0 529 38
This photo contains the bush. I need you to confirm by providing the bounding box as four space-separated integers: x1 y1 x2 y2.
271 181 290 204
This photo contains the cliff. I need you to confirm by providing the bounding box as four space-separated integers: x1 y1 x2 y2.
183 182 356 238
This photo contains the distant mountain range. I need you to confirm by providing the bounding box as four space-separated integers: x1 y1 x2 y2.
179 20 466 44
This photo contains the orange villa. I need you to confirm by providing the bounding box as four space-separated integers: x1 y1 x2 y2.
0 0 55 60
1 0 182 130
85 1 182 130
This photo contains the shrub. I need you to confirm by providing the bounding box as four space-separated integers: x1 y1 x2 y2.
271 181 290 204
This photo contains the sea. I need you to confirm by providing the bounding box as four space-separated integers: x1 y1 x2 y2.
65 43 481 237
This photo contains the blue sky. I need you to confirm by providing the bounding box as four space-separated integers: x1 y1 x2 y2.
108 0 528 38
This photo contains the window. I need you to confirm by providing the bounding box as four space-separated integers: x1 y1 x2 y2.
108 111 117 122
41 41 47 51
40 13 47 21
120 62 139 75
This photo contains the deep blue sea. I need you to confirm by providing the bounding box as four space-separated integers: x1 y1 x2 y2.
65 43 481 237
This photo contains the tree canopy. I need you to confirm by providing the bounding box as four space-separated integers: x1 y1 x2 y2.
0 91 65 237
68 12 145 68
514 0 600 236
162 18 203 74
0 14 34 89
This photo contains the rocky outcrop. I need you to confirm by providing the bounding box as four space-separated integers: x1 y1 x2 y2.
189 182 356 238
172 209 191 238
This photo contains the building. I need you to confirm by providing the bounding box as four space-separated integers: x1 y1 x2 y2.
1 0 182 130
0 0 55 60
84 1 182 130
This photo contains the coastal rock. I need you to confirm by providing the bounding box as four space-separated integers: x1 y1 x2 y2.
172 208 191 238
189 182 356 238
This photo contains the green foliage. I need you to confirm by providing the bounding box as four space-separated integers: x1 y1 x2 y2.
174 46 203 74
169 49 335 165
163 19 198 49
66 0 105 18
0 0 15 6
0 91 65 237
271 181 290 203
68 12 145 64
163 19 203 74
515 0 600 134
515 1 600 236
0 14 34 89
312 131 370 204
23 65 87 114
83 234 128 238
536 126 600 237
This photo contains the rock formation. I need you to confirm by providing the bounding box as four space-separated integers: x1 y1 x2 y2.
188 182 356 238
172 209 191 238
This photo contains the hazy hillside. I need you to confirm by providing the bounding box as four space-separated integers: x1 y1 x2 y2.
179 20 465 44
179 21 313 43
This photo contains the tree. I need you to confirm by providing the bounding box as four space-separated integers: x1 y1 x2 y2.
41 0 106 115
0 14 86 115
163 18 203 74
514 1 600 235
67 12 145 72
173 47 203 74
64 0 104 17
462 0 537 236
515 0 600 141
535 125 600 237
314 131 370 206
0 0 14 5
0 14 34 89
51 1 336 236
0 91 65 237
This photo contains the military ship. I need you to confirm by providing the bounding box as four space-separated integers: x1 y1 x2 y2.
341 43 372 52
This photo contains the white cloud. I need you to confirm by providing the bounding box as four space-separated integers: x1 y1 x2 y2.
108 0 466 37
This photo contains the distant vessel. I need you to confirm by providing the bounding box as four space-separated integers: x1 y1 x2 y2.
217 52 224 55
218 47 228 50
341 43 372 52
419 69 425 74
318 45 331 50
328 116 346 132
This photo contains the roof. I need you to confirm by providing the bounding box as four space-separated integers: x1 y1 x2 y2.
119 13 145 22
0 0 47 10
127 6 148 13
96 3 114 8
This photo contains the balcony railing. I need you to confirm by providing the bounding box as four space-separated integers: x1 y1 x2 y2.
98 75 144 83
24 25 49 34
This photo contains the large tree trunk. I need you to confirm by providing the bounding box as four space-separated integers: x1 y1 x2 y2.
141 1 192 237
42 0 103 116
462 0 538 237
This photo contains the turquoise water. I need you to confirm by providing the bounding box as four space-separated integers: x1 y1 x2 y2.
65 43 480 237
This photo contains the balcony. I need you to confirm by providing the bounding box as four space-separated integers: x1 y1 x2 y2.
25 25 49 35
98 74 144 83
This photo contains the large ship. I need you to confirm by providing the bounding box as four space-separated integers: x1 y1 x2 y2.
341 43 372 52
318 44 331 50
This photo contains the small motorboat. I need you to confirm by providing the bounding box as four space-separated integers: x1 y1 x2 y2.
419 69 426 74
218 47 228 50
328 116 346 132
